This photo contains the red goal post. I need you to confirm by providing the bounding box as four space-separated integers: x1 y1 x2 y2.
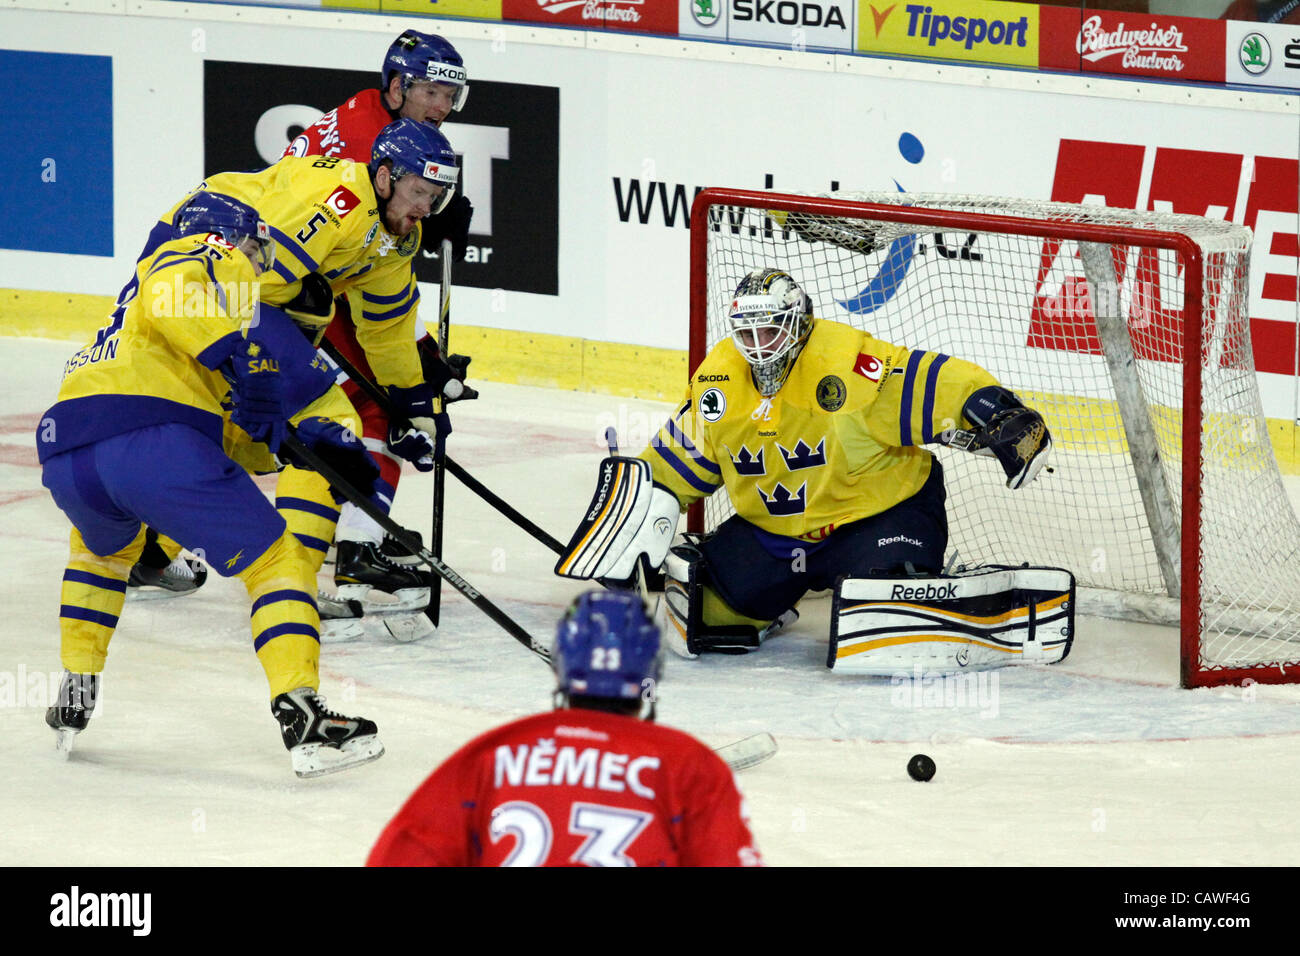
687 186 1300 689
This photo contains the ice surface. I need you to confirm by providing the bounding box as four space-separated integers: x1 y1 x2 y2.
3 338 1299 867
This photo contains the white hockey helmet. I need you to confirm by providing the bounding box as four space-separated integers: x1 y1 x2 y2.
728 268 814 397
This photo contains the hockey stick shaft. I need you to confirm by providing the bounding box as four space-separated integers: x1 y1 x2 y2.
318 337 569 556
282 431 550 663
443 458 565 555
426 240 453 625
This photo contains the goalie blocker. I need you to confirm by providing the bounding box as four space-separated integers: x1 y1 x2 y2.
828 566 1075 676
555 456 679 587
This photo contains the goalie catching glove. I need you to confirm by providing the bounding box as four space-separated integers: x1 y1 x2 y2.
555 456 680 586
948 386 1052 490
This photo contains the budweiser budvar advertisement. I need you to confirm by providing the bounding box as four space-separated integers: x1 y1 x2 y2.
1039 5 1225 83
502 0 677 34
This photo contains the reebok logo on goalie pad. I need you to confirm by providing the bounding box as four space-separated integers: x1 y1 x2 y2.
586 463 615 521
891 582 958 601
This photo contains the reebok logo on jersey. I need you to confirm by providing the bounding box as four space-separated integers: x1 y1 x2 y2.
854 353 883 381
878 534 923 548
324 187 361 218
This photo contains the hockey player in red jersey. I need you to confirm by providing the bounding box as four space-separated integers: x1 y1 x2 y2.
284 29 478 624
367 590 764 867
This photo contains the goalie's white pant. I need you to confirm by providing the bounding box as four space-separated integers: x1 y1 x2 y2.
828 566 1075 677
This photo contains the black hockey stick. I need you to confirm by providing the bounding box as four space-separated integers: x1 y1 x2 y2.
282 429 551 663
426 240 453 626
318 337 569 557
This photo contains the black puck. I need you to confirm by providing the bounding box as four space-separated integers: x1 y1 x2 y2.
908 753 936 782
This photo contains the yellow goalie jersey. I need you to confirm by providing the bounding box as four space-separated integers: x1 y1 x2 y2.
641 319 1001 541
38 233 260 464
162 155 424 390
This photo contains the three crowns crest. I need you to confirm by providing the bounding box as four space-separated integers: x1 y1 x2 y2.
758 481 807 517
777 438 826 471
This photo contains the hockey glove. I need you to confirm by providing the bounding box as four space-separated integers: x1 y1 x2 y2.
420 193 474 262
417 336 478 403
281 272 336 346
980 407 1052 489
223 338 286 454
387 418 444 472
283 417 381 504
387 382 452 466
387 382 437 430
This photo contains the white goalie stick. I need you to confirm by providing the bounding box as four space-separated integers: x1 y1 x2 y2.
715 733 778 772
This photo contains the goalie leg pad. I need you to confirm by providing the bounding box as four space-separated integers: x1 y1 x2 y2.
828 566 1075 676
656 542 795 659
555 456 678 583
656 546 699 660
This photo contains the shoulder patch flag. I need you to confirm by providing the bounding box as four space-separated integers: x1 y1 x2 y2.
854 353 883 382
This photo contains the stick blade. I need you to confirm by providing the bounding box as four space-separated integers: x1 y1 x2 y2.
715 732 777 772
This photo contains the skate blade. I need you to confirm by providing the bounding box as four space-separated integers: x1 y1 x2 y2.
320 618 366 643
335 585 430 614
380 614 435 644
53 729 79 759
125 586 200 602
291 735 385 778
317 593 364 620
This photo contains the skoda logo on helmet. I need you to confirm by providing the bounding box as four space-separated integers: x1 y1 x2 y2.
426 63 467 84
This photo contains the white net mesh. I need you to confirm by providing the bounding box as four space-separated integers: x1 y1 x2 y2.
694 189 1300 685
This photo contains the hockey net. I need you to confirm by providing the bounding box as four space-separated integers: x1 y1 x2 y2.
688 187 1300 689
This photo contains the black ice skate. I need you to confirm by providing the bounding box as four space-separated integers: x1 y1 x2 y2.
271 687 384 778
45 671 100 757
334 539 431 613
380 529 423 566
127 554 207 599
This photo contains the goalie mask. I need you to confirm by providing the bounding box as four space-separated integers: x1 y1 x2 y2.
728 268 814 397
553 591 662 710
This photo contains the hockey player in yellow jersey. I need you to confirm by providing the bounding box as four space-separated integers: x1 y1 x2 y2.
557 268 1059 670
38 192 388 777
122 119 461 605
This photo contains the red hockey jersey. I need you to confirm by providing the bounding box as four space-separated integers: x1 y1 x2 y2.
286 88 395 165
367 709 763 867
